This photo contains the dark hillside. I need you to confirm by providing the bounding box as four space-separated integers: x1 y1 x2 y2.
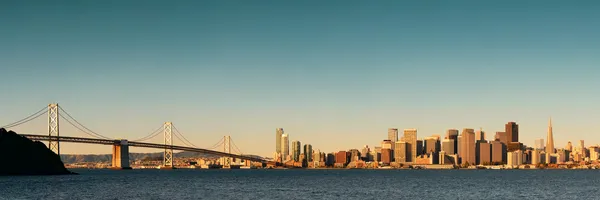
0 128 74 175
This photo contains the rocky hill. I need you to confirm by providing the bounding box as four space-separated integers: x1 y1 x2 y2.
0 128 74 175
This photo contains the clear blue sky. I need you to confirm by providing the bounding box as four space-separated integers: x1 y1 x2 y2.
1 1 599 156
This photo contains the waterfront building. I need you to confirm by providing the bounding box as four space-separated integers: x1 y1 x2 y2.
276 128 284 154
477 141 491 165
589 146 600 161
447 129 459 155
580 140 586 158
460 128 476 165
395 141 407 163
291 140 301 162
349 149 361 162
281 134 289 161
557 149 569 163
417 140 423 156
335 151 349 165
404 129 418 163
424 136 441 154
361 145 370 161
457 135 462 156
491 141 507 164
326 153 335 166
442 139 455 155
381 148 392 165
507 150 523 168
313 149 321 163
531 149 541 165
303 144 313 162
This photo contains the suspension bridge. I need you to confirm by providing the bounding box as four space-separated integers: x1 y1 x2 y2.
1 103 274 169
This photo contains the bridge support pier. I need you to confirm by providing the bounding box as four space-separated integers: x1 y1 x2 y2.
112 140 131 170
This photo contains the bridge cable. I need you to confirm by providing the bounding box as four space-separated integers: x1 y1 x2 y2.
0 106 47 129
131 125 163 142
204 137 225 150
229 137 244 155
58 114 112 140
171 125 198 147
58 106 113 140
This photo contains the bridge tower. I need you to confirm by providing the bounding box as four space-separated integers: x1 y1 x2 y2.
48 103 60 155
222 135 231 168
163 122 174 168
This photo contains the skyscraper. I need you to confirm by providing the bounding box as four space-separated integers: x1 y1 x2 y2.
303 144 313 162
495 132 508 145
546 118 555 154
442 139 455 155
276 128 284 154
281 133 289 161
404 129 417 163
460 128 476 165
565 141 573 151
291 140 301 162
395 141 407 163
446 129 459 155
424 137 440 154
491 141 507 164
477 142 491 165
580 140 586 158
475 129 485 141
535 139 545 150
505 122 519 143
388 128 398 142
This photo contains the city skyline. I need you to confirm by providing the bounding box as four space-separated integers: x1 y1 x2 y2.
2 1 600 156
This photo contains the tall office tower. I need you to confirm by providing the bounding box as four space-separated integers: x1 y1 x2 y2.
565 141 573 151
580 140 586 158
281 134 289 160
303 144 313 162
276 128 284 154
424 137 441 154
477 142 492 165
535 139 545 150
460 128 476 165
447 129 459 154
313 149 321 164
403 129 418 163
506 122 519 143
348 149 360 162
381 140 393 149
495 132 509 145
491 141 507 164
546 118 555 154
475 129 485 141
531 149 541 165
457 135 462 156
291 140 301 162
361 145 370 160
395 141 408 163
417 140 423 156
388 128 398 142
442 139 456 155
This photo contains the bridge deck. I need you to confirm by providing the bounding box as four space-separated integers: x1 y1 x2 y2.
19 134 269 163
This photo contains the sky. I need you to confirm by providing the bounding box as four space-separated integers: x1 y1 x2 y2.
1 1 600 156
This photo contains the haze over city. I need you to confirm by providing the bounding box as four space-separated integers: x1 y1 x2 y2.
2 1 600 157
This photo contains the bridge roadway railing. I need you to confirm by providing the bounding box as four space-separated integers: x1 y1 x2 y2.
19 134 267 163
